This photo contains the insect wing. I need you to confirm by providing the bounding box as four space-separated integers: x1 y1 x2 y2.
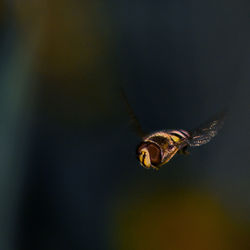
120 87 146 138
188 110 227 147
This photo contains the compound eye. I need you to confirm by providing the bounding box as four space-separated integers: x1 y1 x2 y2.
147 143 161 165
137 142 148 156
168 144 174 150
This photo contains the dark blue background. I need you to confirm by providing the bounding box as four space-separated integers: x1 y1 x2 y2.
0 1 250 249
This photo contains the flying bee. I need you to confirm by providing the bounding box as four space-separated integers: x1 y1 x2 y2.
121 89 226 170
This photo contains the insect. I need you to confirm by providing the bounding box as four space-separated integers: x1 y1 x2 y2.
121 89 226 170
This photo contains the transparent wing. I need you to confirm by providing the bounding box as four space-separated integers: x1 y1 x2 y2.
187 110 227 147
120 87 146 138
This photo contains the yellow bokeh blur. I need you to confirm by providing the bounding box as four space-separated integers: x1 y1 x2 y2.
13 1 112 78
111 189 249 250
10 1 117 125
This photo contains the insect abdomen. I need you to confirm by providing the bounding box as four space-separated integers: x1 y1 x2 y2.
168 129 190 140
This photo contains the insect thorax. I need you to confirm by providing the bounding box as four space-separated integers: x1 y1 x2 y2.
144 132 173 149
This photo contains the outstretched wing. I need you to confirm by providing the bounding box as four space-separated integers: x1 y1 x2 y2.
187 110 227 147
120 87 146 138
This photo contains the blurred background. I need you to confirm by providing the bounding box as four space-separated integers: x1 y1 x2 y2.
0 0 250 250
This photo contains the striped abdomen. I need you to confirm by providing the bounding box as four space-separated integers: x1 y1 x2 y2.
167 129 190 142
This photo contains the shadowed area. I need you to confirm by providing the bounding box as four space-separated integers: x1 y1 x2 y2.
0 1 249 250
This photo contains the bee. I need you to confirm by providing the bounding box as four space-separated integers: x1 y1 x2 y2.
121 89 226 170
